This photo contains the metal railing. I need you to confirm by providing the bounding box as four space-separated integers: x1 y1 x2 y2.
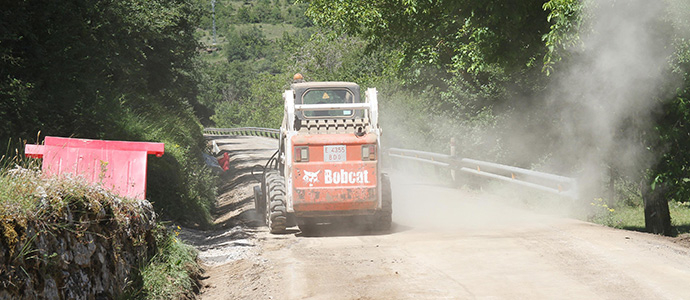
204 127 578 199
388 148 578 199
203 127 280 139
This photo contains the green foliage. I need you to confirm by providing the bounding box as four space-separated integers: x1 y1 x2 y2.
226 26 270 61
1 0 217 227
197 0 311 33
588 198 620 227
118 107 216 227
299 0 556 162
212 72 289 128
288 32 396 83
305 0 550 75
132 226 201 300
592 200 690 236
0 167 42 218
636 1 690 204
541 0 586 75
201 13 316 128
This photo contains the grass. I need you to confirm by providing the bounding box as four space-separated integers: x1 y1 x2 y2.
127 225 201 300
0 164 122 221
589 199 690 236
119 108 217 229
0 167 40 217
234 23 300 40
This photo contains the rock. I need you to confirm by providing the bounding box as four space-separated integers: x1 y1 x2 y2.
60 249 73 267
73 234 96 267
0 290 13 300
97 248 105 265
0 240 5 264
64 269 90 300
23 276 35 299
42 276 59 300
1 198 160 299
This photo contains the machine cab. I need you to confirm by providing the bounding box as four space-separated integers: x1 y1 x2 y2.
281 81 382 216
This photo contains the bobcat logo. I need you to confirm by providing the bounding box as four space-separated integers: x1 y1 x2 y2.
302 170 320 187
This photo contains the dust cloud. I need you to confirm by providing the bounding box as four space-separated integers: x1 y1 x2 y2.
388 170 564 230
543 0 679 198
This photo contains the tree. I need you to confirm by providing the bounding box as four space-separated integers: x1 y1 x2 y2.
1 0 218 226
226 26 269 61
305 0 550 75
303 0 553 138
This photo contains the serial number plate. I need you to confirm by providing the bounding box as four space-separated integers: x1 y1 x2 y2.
324 145 346 162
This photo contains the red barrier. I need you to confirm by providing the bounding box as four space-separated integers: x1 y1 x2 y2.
217 152 230 172
25 136 164 200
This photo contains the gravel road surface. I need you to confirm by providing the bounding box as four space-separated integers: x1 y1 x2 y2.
186 136 690 300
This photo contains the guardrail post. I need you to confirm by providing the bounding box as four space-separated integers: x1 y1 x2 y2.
450 137 457 183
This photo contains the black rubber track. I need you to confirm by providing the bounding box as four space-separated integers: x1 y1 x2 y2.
265 169 288 233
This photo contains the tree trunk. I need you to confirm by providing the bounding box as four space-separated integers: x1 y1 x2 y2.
641 180 672 235
608 165 616 206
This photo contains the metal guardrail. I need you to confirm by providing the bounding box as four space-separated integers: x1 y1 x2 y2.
203 127 280 139
388 148 452 167
203 128 578 199
388 147 578 199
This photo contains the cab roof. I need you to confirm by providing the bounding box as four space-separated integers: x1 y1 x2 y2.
291 82 361 104
291 81 360 90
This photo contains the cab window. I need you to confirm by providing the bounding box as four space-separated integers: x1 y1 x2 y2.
302 89 354 117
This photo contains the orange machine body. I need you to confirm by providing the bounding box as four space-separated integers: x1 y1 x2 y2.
290 133 378 215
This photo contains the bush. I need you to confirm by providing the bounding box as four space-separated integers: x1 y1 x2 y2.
117 106 217 228
129 225 201 300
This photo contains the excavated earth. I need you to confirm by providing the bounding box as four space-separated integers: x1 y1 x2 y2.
183 136 690 300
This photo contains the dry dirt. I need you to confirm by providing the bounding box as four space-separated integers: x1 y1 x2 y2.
183 136 690 300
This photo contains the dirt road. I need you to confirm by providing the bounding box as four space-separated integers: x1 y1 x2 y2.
189 136 690 300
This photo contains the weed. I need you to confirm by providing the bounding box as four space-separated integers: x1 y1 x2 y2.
588 197 621 228
126 225 201 300
591 199 690 236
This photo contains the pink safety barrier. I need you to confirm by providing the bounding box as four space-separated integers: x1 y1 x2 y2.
217 152 230 172
25 136 164 200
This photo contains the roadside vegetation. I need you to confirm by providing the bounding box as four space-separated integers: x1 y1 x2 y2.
589 196 690 236
0 160 199 299
129 226 201 299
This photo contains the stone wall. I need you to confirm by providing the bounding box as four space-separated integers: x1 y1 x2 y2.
0 198 158 299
